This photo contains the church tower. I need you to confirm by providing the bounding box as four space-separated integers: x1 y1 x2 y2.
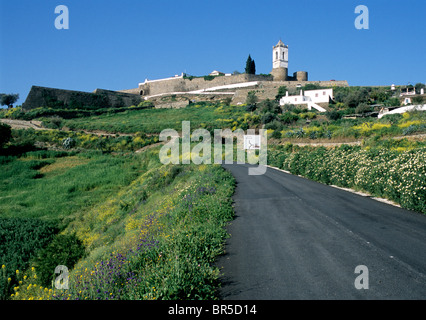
270 40 288 81
272 39 288 69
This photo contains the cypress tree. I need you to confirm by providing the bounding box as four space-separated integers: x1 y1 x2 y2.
245 55 256 75
251 59 256 75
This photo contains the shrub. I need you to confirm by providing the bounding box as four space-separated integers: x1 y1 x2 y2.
272 145 426 214
246 91 258 105
203 75 215 81
326 110 343 121
41 116 63 129
0 218 58 298
271 129 282 139
62 137 76 149
355 103 372 114
0 123 12 147
261 112 276 124
32 234 86 287
279 112 299 124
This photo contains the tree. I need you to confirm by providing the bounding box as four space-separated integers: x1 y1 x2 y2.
275 86 288 101
355 103 372 114
0 93 19 109
412 96 424 105
344 88 369 109
245 55 256 75
414 83 425 94
384 97 400 107
261 112 276 124
259 99 281 114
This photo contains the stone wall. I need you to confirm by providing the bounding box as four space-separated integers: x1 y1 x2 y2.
149 92 234 108
138 74 273 97
140 79 349 106
22 86 143 111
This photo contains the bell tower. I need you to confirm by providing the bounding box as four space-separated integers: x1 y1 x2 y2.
272 39 288 69
270 39 288 81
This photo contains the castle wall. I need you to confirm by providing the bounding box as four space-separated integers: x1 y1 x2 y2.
22 86 143 111
139 74 272 97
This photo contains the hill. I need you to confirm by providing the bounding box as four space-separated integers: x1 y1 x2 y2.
0 83 425 300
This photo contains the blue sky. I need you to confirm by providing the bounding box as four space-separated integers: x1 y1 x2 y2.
0 0 425 106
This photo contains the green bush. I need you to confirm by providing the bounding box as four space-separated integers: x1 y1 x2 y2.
279 112 299 124
32 234 86 287
261 112 276 124
270 145 426 213
0 218 58 298
0 123 12 147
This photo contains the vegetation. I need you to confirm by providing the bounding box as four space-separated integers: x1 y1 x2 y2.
0 93 19 109
1 82 425 301
0 120 236 300
4 102 154 121
2 158 235 300
0 123 12 147
6 128 159 153
59 102 249 134
245 55 256 75
268 143 426 214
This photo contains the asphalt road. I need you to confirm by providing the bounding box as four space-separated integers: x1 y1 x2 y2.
216 163 426 299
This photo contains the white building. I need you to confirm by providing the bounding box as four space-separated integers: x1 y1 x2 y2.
279 88 333 112
209 70 225 76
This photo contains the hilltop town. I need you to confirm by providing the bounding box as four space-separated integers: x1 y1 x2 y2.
21 40 348 111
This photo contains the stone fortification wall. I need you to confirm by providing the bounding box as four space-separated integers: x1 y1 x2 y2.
119 88 140 95
22 86 143 111
139 74 272 97
150 92 235 109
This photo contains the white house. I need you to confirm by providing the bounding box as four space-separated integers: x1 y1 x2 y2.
209 70 225 76
279 88 333 112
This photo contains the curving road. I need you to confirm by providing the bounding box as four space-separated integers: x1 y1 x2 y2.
217 163 426 299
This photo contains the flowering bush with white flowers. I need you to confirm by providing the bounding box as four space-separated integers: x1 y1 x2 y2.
270 145 426 214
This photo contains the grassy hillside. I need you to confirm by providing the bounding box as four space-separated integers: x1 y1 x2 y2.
1 84 425 300
1 144 235 300
62 103 248 134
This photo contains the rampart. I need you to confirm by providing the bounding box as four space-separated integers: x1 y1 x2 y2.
137 74 273 97
22 86 143 111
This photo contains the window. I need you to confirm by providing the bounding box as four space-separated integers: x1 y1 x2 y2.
282 52 285 60
275 52 278 60
323 91 326 95
315 93 318 97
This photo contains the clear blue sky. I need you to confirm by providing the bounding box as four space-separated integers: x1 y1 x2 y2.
1 0 425 106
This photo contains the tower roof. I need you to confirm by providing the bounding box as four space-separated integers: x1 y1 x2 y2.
274 39 287 48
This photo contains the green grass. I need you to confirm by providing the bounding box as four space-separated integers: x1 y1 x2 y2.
1 141 237 300
4 161 236 300
0 151 155 221
63 103 248 134
0 147 165 299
